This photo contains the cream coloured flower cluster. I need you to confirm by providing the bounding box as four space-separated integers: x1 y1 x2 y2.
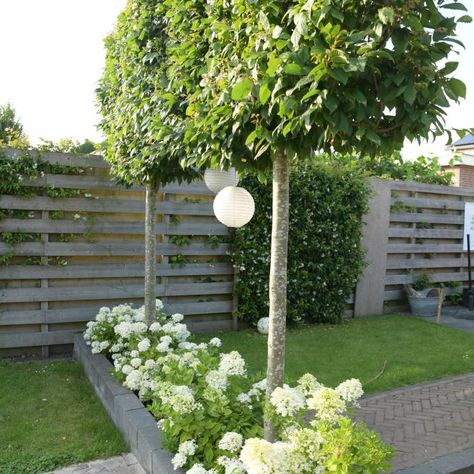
84 301 391 474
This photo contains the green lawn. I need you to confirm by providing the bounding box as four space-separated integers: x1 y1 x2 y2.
200 314 474 393
0 359 126 474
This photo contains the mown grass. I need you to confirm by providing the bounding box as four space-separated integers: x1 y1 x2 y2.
199 314 474 393
0 359 126 473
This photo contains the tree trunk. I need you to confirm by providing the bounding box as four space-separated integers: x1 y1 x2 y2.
144 180 159 326
264 147 290 442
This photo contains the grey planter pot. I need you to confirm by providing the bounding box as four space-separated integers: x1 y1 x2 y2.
408 288 440 317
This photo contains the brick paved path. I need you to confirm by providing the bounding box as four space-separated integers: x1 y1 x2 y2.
357 373 474 472
50 453 145 474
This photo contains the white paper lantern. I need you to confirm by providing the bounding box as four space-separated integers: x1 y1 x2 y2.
204 167 239 193
213 186 255 228
257 317 269 335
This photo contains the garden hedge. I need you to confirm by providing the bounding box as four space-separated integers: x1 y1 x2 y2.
231 162 369 325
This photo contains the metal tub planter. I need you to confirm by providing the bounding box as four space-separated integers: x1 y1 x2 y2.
407 288 441 317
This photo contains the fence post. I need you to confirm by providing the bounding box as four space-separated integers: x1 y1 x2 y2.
354 178 391 316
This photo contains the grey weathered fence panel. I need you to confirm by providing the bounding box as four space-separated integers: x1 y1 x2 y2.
0 148 235 354
355 178 472 315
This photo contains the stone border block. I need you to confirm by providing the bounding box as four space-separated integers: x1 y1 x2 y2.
74 334 180 474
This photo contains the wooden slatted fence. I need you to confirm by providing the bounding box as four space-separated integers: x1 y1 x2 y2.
0 148 235 356
354 178 474 315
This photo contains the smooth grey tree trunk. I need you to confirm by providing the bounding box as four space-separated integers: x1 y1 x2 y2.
264 147 290 442
144 181 158 326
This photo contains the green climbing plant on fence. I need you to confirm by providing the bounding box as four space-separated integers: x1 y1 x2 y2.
231 161 369 326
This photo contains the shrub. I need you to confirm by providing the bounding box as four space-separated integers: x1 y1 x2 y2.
231 162 369 325
84 301 393 473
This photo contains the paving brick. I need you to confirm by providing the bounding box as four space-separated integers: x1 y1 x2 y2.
356 373 474 472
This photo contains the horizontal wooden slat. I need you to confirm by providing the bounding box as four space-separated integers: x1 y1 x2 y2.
390 213 463 224
388 244 463 254
384 287 460 302
21 174 214 196
0 195 214 215
0 300 234 325
1 218 228 236
0 330 79 348
0 281 233 303
0 242 229 256
388 228 462 239
386 272 468 285
391 179 474 198
391 196 468 211
0 262 233 280
2 147 108 168
387 257 467 269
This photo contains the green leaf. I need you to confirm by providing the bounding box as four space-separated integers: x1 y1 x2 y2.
442 2 467 11
302 88 320 101
447 78 466 99
231 78 253 100
325 95 339 114
392 28 410 54
440 61 458 75
245 130 258 145
458 15 472 22
365 129 381 146
259 83 272 105
403 85 417 105
283 63 305 75
328 68 348 84
267 55 281 76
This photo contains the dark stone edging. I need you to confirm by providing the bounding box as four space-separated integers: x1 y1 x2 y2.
74 334 181 474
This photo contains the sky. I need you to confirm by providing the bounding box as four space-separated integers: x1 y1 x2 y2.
0 0 473 160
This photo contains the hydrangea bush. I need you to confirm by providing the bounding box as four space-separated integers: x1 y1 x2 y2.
84 301 393 473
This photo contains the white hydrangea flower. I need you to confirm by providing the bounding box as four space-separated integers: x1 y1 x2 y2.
159 385 201 414
130 350 140 358
307 387 346 422
144 359 157 370
205 370 228 391
130 357 142 368
179 439 197 456
336 378 364 403
172 313 184 323
297 373 322 396
157 342 171 353
122 364 133 375
218 432 243 453
270 386 306 417
237 393 251 405
172 452 187 469
149 322 162 332
217 456 246 474
137 338 151 352
240 438 289 474
186 464 215 474
156 298 164 310
124 370 142 391
219 351 246 377
209 337 222 347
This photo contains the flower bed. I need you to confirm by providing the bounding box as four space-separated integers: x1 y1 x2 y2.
83 301 393 473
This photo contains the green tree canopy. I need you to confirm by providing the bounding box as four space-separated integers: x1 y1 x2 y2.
0 103 24 145
96 0 197 186
161 0 470 171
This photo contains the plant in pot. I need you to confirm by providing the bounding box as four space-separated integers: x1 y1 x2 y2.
405 273 442 317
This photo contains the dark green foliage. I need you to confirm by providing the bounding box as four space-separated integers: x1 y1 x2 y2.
413 272 433 291
231 162 368 325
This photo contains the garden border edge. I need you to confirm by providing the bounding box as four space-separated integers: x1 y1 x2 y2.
74 334 182 474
